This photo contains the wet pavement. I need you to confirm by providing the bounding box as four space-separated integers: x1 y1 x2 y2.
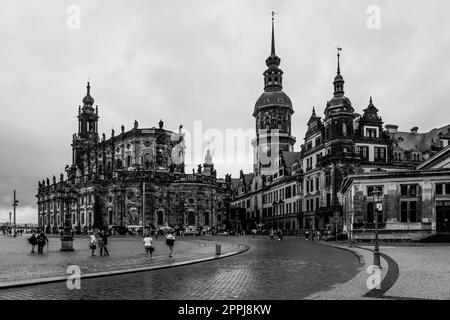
0 236 362 300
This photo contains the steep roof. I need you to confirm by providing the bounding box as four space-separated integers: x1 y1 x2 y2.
281 151 302 175
389 125 450 152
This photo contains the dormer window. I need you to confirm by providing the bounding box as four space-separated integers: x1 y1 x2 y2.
366 128 377 138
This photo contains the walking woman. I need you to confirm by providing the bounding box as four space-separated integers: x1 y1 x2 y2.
37 231 48 254
143 233 154 259
166 232 175 257
89 231 97 256
28 232 38 253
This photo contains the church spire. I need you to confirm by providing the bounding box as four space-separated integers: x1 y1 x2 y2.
82 81 95 107
264 12 283 91
271 11 276 55
333 47 345 96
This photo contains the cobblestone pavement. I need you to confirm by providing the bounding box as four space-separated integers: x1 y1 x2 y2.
0 235 240 284
0 237 361 300
374 245 450 300
308 242 450 300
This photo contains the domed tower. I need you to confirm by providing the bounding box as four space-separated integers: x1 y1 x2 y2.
323 48 356 155
253 12 295 175
71 81 99 170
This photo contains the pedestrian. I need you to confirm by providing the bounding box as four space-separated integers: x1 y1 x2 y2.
269 229 274 241
143 233 154 259
278 229 283 241
99 231 109 256
316 230 321 241
37 231 48 254
311 230 316 241
27 232 38 253
89 231 97 256
166 232 175 257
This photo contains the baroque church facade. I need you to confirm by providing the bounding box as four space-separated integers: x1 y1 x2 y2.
36 83 233 234
231 15 450 240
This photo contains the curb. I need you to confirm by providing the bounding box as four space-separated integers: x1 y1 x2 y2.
313 241 366 266
0 243 249 290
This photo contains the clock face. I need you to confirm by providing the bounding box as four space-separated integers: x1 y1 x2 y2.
144 140 151 147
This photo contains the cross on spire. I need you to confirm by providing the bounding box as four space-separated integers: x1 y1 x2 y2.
336 46 343 75
271 11 278 55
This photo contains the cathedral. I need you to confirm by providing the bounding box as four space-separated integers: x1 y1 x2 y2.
36 83 233 235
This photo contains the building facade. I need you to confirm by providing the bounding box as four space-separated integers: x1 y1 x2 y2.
341 145 450 240
37 83 233 234
232 15 450 240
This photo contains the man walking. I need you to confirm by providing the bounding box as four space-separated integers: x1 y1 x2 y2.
99 231 109 256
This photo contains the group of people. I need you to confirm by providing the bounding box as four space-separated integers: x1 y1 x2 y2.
304 230 322 241
25 228 177 260
142 232 176 259
269 229 284 241
27 231 49 254
89 231 109 256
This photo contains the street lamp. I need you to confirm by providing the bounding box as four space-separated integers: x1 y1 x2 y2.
369 187 383 268
12 190 18 237
60 189 75 251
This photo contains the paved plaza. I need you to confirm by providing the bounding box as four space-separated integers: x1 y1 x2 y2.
0 236 361 300
1 235 450 300
0 235 245 286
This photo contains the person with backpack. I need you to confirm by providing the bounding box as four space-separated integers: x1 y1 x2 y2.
166 232 175 257
27 232 38 253
37 231 48 254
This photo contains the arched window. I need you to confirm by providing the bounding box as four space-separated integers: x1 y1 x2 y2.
342 123 347 136
157 210 164 225
204 212 210 226
116 159 122 169
187 211 195 225
126 155 132 167
143 153 151 170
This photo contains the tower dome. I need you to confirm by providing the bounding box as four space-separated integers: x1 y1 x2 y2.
82 82 94 106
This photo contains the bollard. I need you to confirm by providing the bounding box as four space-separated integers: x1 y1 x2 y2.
215 244 221 255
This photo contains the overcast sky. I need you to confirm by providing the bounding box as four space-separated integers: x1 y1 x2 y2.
1 0 450 223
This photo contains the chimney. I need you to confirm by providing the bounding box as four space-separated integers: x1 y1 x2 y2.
385 124 398 134
411 126 419 134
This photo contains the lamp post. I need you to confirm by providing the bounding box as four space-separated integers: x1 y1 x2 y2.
369 187 382 268
60 189 75 251
12 190 18 237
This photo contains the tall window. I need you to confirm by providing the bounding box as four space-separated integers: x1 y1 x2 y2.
436 183 450 195
358 146 369 160
374 147 386 162
399 184 420 223
400 201 418 223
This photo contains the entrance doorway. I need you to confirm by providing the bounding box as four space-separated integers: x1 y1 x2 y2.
436 201 450 233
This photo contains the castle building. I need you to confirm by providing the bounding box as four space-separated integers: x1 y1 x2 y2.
231 15 450 240
36 83 233 234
